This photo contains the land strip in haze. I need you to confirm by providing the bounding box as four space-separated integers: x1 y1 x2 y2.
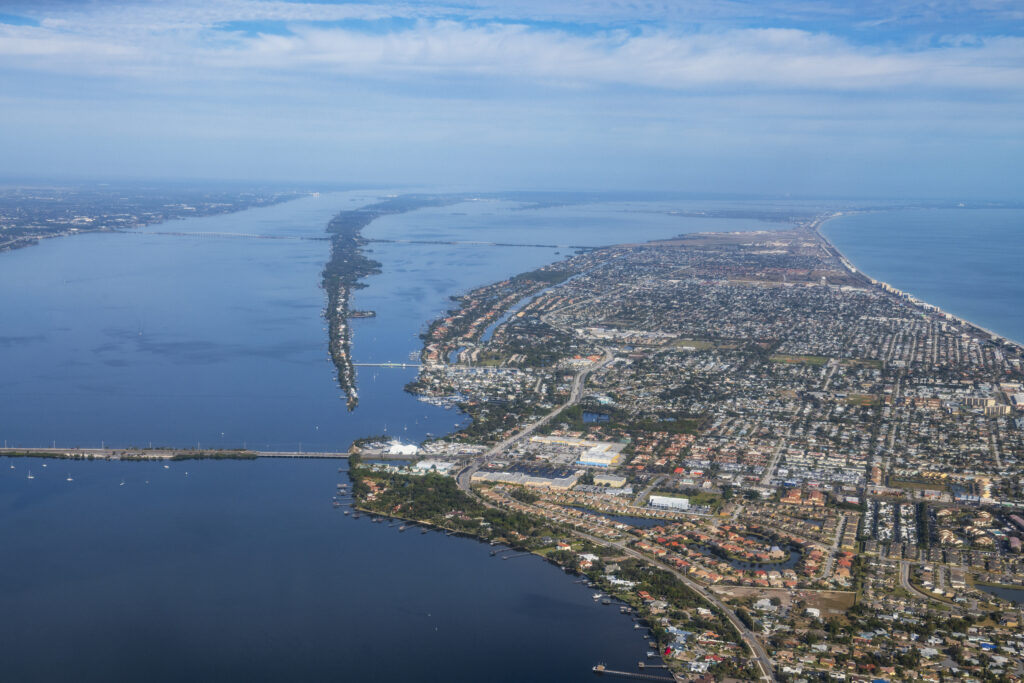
0 186 301 253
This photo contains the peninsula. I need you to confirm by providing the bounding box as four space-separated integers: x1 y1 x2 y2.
350 214 1024 681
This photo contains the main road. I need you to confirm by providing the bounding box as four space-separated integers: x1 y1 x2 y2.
574 528 776 681
452 343 775 680
456 346 614 491
452 270 773 678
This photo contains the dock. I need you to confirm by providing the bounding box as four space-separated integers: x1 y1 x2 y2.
591 664 674 681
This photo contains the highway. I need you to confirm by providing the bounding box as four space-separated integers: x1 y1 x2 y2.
821 514 848 578
451 271 774 679
452 343 774 680
456 346 614 491
574 529 776 682
468 483 776 681
759 422 794 486
633 474 666 506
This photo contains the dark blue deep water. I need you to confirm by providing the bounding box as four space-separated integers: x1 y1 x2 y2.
0 457 649 682
0 193 788 681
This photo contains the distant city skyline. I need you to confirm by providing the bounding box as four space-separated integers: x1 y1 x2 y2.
1 0 1022 198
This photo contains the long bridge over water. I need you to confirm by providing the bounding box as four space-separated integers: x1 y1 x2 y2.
0 446 360 460
353 362 422 368
124 230 592 250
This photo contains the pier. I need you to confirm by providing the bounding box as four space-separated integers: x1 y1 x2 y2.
591 664 674 681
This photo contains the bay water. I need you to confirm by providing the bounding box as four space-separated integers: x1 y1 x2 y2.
0 192 787 681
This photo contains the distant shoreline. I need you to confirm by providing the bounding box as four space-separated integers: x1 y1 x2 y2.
0 191 301 255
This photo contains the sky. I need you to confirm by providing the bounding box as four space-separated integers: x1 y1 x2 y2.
0 0 1022 198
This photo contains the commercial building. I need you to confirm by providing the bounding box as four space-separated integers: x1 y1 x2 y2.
649 495 690 511
593 473 628 488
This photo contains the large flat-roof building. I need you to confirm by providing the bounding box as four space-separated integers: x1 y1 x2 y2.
649 495 690 511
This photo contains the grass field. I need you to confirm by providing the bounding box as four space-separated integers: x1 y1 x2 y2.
840 358 884 369
770 354 829 365
674 339 715 350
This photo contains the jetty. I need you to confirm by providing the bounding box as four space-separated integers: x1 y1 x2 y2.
591 664 674 681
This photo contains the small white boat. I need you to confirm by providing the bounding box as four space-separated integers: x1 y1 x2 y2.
163 465 169 470
66 474 73 482
27 470 34 480
592 593 603 601
41 464 47 468
119 479 125 486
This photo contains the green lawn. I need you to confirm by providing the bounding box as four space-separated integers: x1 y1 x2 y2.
770 354 829 365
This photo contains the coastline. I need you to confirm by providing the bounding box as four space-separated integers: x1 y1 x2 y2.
815 212 1024 353
0 192 301 256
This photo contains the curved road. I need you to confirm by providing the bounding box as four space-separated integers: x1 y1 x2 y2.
456 346 613 491
575 529 776 681
452 278 775 679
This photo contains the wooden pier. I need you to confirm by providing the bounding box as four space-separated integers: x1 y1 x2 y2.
592 664 674 681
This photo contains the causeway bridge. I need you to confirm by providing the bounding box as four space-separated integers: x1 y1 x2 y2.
0 446 350 460
353 362 422 369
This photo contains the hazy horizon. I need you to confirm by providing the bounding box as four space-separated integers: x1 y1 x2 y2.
1 1 1022 199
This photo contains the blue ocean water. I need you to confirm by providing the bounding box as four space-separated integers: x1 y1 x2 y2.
823 208 1024 344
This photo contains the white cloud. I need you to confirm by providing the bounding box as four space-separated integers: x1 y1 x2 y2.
2 10 1023 97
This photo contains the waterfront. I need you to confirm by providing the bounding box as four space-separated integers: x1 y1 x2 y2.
978 584 1024 606
823 207 1024 344
0 456 652 682
4 193 1020 679
0 193 788 450
0 193 793 681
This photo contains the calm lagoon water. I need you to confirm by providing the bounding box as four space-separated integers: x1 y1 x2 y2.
0 457 651 682
823 208 1024 344
978 584 1024 606
0 193 789 681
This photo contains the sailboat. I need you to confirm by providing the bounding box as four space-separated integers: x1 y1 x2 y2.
26 470 34 480
119 478 125 486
